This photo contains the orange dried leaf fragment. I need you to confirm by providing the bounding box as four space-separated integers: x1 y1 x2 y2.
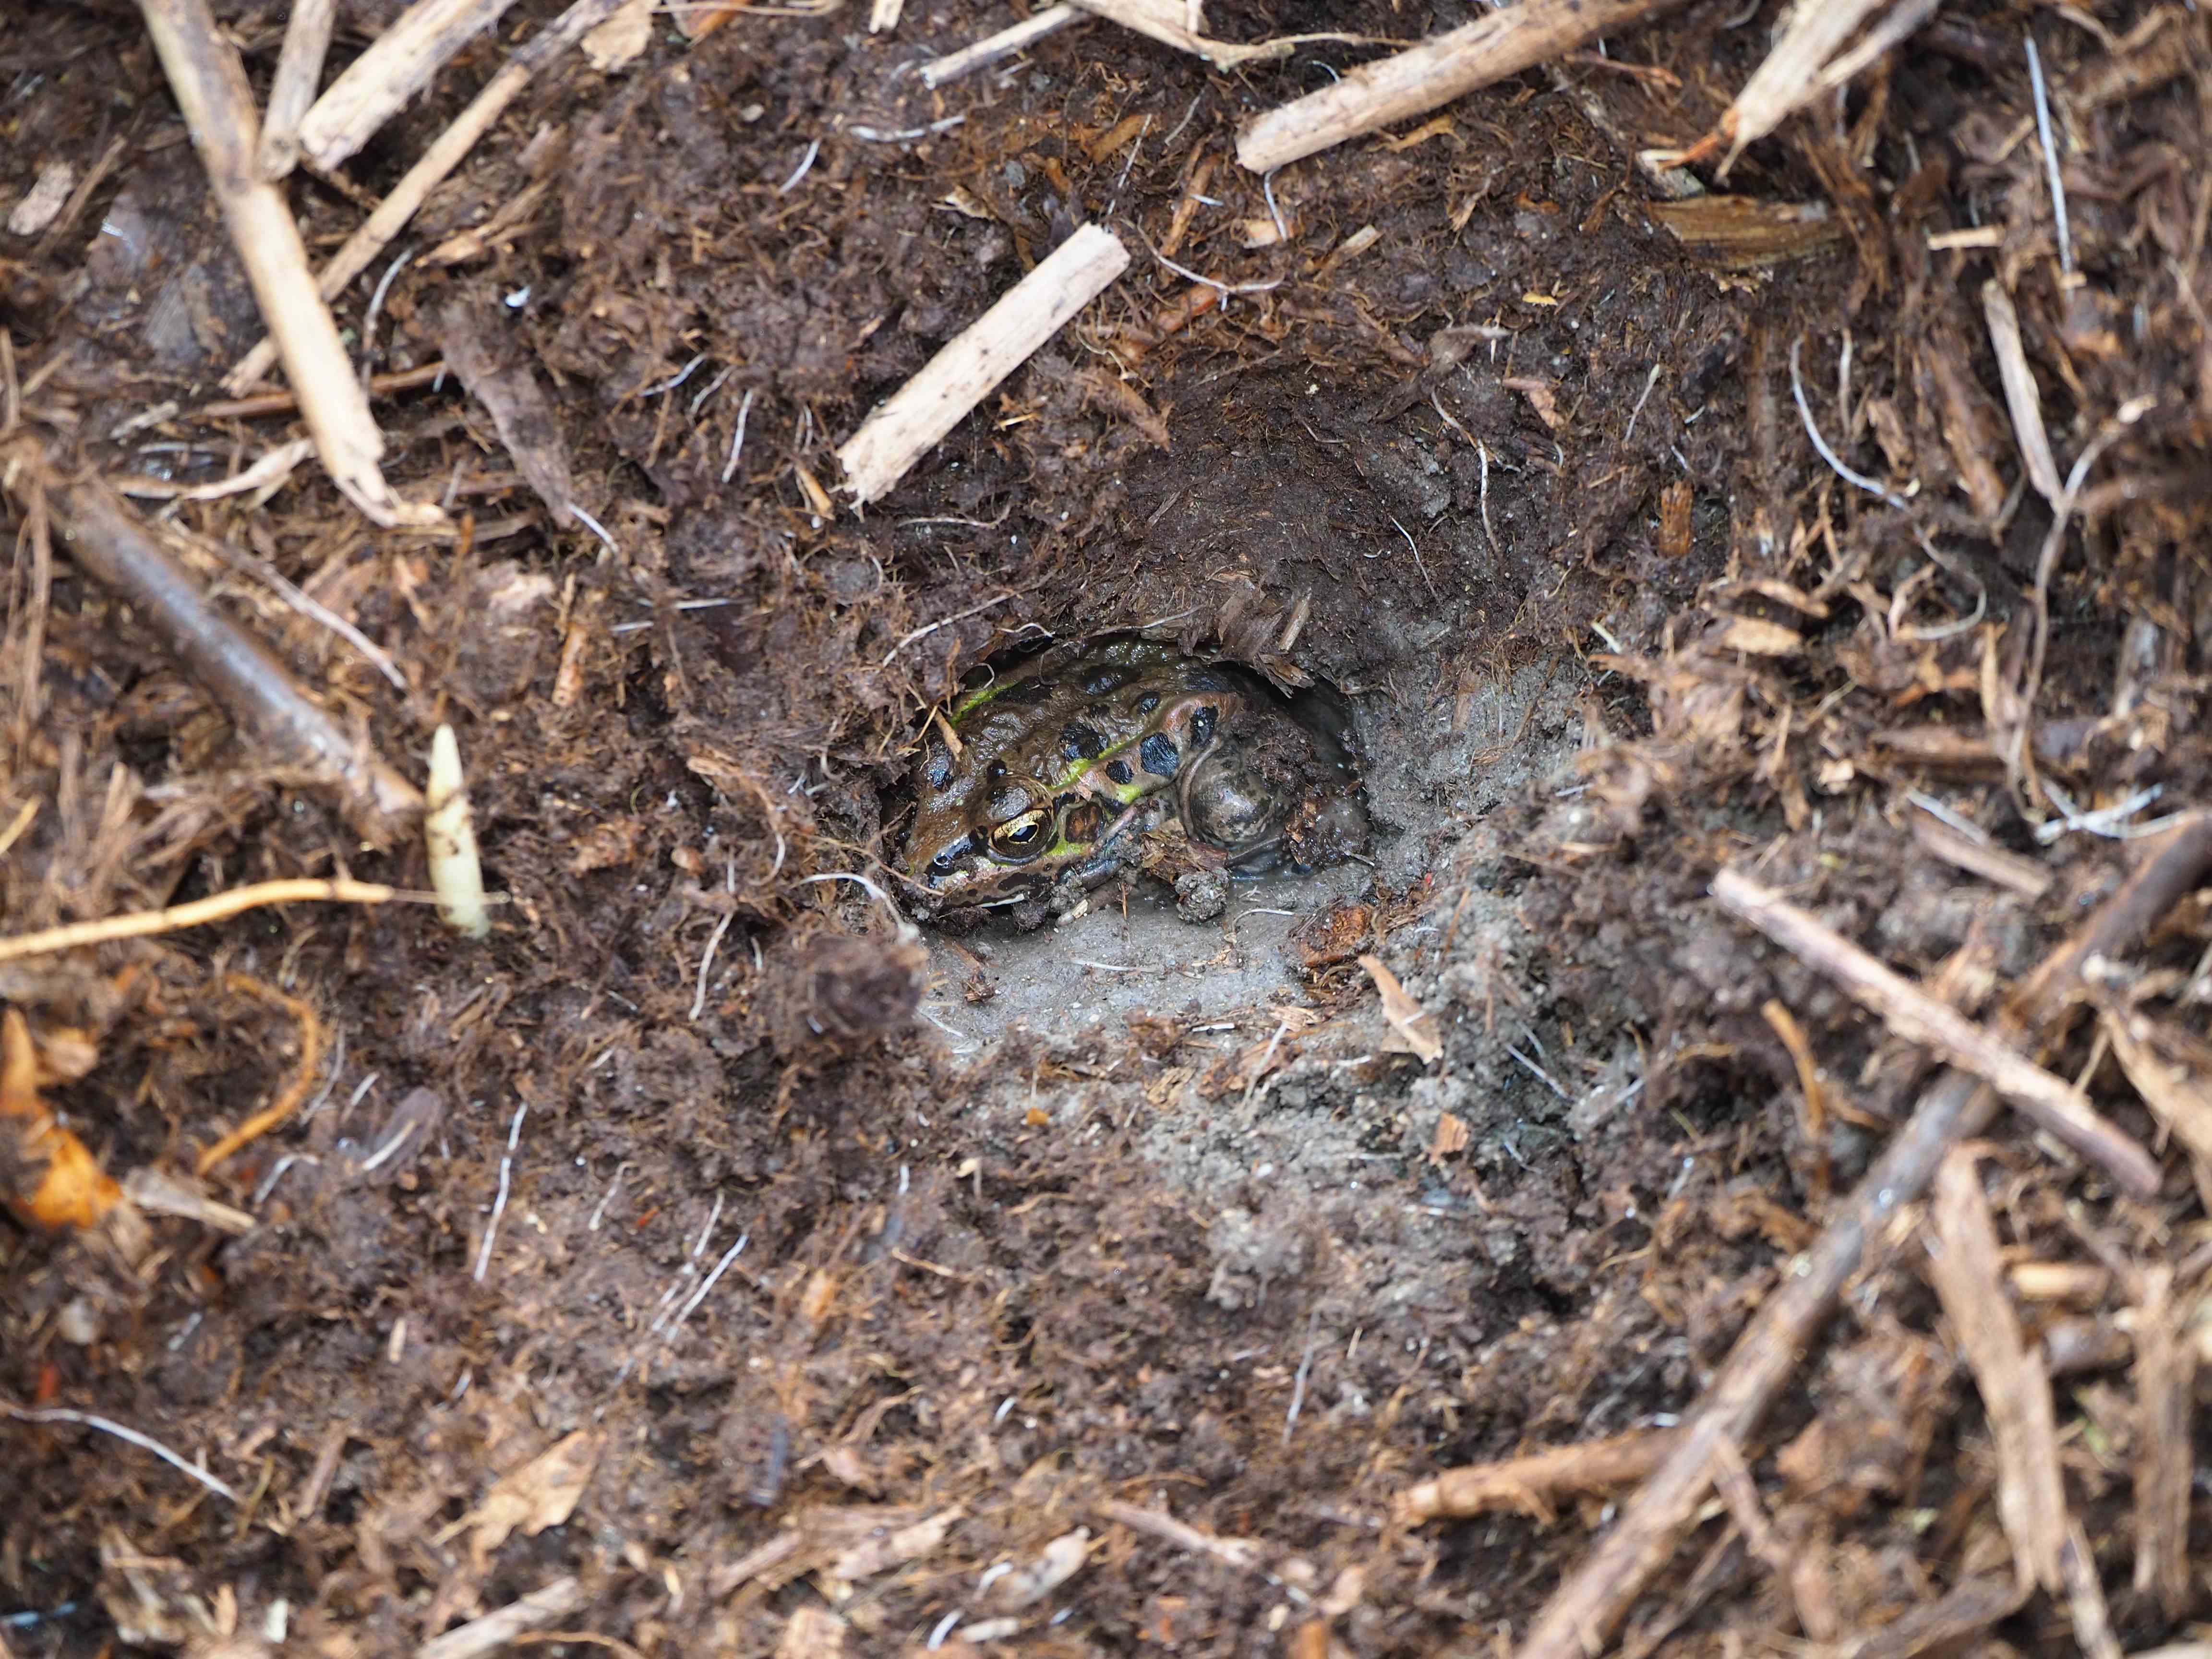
0 1008 120 1230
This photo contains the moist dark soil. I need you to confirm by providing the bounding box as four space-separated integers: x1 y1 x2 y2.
5 1 2212 1655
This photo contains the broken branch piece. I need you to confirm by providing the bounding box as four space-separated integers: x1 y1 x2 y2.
837 223 1130 505
257 0 337 180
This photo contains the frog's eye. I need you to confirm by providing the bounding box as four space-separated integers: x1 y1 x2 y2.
988 809 1050 863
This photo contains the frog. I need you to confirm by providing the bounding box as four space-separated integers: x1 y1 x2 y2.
899 635 1360 916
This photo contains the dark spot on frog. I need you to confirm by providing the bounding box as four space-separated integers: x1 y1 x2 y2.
1190 705 1218 746
1106 759 1134 786
924 745 953 790
1134 691 1161 714
1184 666 1233 692
1083 667 1126 696
1140 733 1179 777
1060 721 1102 759
987 759 1007 781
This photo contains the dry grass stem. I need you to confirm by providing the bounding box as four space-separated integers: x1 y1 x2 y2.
0 878 410 965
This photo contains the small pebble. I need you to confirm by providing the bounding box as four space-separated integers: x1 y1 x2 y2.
1175 868 1228 922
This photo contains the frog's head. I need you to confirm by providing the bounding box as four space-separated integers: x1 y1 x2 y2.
902 748 1122 909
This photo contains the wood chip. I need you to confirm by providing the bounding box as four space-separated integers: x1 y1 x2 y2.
1925 1146 2066 1594
1396 1429 1678 1525
1646 195 1845 268
1359 954 1442 1062
434 300 577 526
2129 1264 2196 1617
1982 280 2063 506
1714 615 1803 656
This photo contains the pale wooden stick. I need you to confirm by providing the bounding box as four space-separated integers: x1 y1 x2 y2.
1712 868 2161 1197
295 0 521 175
257 0 338 180
868 0 903 30
138 0 434 528
1236 0 1688 173
224 0 626 394
837 223 1129 505
922 5 1078 87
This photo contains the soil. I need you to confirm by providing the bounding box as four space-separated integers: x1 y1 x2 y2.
4 1 2212 1656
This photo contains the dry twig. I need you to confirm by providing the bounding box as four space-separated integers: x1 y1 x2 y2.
838 224 1129 504
256 0 337 180
921 5 1076 86
1397 1429 1677 1525
1710 0 1937 176
295 0 519 174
